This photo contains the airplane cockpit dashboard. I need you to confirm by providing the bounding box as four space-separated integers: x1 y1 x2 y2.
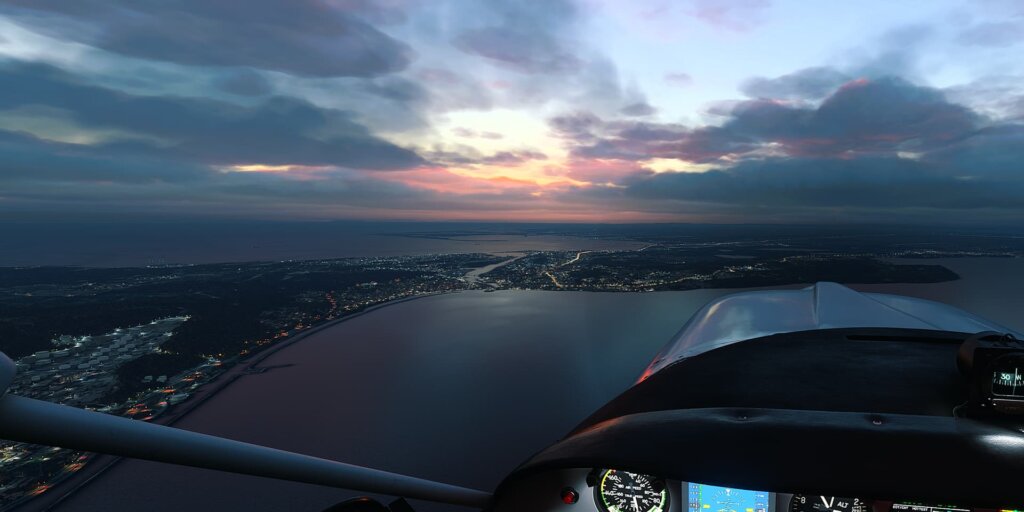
493 468 1020 512
486 286 1024 512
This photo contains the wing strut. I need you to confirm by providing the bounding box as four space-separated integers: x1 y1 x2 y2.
0 353 490 508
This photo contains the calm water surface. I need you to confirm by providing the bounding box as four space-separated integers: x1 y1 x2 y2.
54 258 1024 511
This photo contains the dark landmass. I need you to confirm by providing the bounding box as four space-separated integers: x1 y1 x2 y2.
0 254 505 360
484 251 960 291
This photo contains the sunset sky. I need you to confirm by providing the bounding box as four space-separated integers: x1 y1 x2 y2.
1 0 1023 223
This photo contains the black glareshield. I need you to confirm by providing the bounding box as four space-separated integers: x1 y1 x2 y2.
957 331 1024 416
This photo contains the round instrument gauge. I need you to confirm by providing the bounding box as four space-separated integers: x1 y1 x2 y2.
790 495 868 512
595 469 669 512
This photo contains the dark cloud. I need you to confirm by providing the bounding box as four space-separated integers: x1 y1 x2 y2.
215 69 273 97
424 145 546 166
549 111 604 141
616 147 1024 212
481 150 548 165
614 122 689 142
740 67 851 100
1 0 413 77
620 102 657 117
556 115 728 162
922 124 1024 179
557 75 980 163
664 72 693 87
0 127 554 219
330 0 410 25
451 0 581 74
794 77 978 153
957 21 1024 47
0 130 209 184
0 154 438 217
555 72 1024 222
0 63 424 170
454 28 580 74
571 139 644 160
356 76 430 104
553 112 731 162
671 127 759 163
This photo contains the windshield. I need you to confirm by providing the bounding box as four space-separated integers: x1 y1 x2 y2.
2 2 1024 512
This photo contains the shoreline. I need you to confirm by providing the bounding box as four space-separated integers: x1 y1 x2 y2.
12 291 448 512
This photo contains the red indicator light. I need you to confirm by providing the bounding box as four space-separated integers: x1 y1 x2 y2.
561 487 579 505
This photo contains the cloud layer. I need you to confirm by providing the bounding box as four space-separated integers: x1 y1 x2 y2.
2 0 413 77
0 1 1022 224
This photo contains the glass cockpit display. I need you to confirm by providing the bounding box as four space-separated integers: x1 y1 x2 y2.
790 495 868 512
688 484 770 512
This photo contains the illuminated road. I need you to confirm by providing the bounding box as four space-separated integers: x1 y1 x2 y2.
562 251 593 266
544 270 564 288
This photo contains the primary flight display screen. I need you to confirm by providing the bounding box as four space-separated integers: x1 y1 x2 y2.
688 484 771 512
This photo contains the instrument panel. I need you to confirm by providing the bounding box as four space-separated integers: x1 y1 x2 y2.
491 468 1021 512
